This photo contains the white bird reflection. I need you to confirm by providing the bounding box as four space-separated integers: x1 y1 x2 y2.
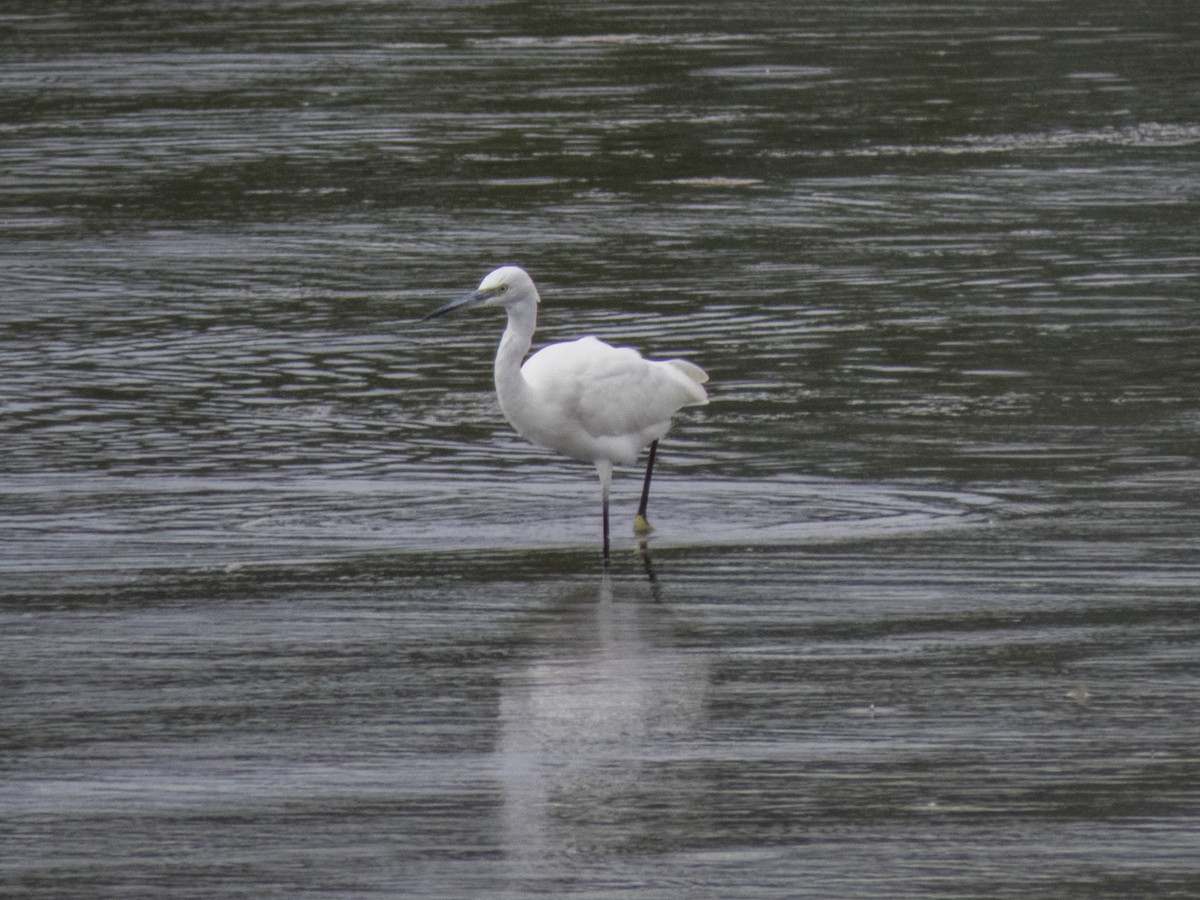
496 572 708 881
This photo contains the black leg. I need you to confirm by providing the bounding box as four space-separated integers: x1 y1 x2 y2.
602 488 610 560
596 461 614 561
634 440 658 534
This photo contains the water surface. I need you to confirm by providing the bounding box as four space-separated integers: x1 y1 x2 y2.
3 1 1199 896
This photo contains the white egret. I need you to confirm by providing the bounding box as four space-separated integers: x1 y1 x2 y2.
425 266 708 558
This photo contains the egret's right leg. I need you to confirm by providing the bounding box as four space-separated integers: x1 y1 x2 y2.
634 440 658 535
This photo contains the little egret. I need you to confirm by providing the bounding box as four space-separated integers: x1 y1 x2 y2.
425 266 708 558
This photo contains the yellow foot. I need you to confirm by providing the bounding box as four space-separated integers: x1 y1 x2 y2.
633 514 653 536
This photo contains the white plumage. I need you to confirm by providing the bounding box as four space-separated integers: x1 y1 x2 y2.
514 336 707 465
426 265 708 557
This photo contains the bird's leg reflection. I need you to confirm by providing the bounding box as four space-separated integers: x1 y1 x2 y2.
637 538 661 599
600 539 659 601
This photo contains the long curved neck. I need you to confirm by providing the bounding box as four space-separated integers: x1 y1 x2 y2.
494 298 537 422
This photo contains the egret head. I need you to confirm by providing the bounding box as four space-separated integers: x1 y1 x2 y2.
424 265 539 320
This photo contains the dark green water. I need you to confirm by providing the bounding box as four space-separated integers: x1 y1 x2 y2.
3 2 1199 896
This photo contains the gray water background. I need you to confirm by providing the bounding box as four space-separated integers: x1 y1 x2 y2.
2 1 1199 896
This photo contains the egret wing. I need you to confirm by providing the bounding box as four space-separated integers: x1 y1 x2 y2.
523 337 707 440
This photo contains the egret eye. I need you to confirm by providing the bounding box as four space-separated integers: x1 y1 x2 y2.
499 284 509 293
